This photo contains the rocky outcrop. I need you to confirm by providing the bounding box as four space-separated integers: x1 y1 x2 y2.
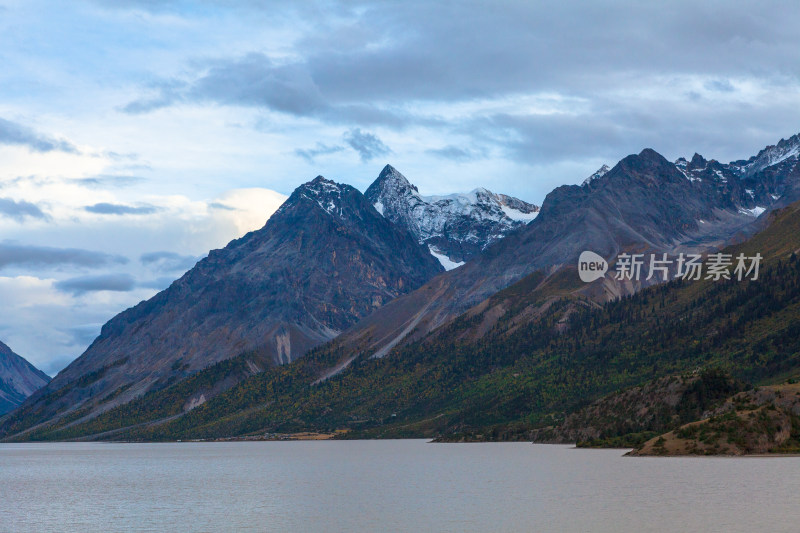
630 383 800 456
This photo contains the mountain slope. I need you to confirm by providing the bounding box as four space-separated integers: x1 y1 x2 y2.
0 341 49 415
6 176 442 431
365 165 539 266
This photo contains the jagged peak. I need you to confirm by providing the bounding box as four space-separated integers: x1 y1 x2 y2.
303 175 340 191
582 164 611 186
638 148 669 162
422 187 537 214
368 164 419 196
367 166 537 215
425 187 491 203
378 164 400 178
274 175 359 220
688 153 707 170
596 148 686 187
742 132 800 177
612 148 672 173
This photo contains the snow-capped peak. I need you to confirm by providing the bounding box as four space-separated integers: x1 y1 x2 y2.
299 176 345 216
741 134 800 177
364 165 539 265
582 164 611 186
371 164 420 195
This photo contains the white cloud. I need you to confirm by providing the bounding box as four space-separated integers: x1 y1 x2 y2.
0 164 286 374
207 187 288 235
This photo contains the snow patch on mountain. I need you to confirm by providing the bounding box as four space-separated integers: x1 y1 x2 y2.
428 245 465 270
739 206 766 217
501 204 539 222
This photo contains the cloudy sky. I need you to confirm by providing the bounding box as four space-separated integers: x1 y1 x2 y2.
2 0 799 374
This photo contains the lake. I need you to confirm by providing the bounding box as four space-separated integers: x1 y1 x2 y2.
1 440 798 532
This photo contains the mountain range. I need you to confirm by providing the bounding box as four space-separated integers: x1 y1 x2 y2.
23 194 800 443
320 141 798 365
2 132 800 442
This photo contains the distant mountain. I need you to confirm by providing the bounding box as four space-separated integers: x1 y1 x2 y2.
734 133 800 179
365 165 539 267
7 176 443 429
0 341 49 415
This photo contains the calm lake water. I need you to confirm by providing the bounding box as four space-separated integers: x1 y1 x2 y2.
1 440 799 532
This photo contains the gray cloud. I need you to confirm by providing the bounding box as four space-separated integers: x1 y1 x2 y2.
116 1 800 170
121 91 183 115
140 251 199 272
123 54 327 117
295 142 345 163
84 202 160 215
137 276 178 290
0 117 79 154
122 53 417 128
55 273 137 295
704 79 736 93
208 202 236 211
470 90 800 168
0 198 47 221
0 242 128 269
76 175 147 188
64 324 102 349
38 354 79 377
343 128 391 162
425 145 487 162
118 2 800 107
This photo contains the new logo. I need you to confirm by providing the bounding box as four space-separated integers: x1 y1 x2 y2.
578 251 608 283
